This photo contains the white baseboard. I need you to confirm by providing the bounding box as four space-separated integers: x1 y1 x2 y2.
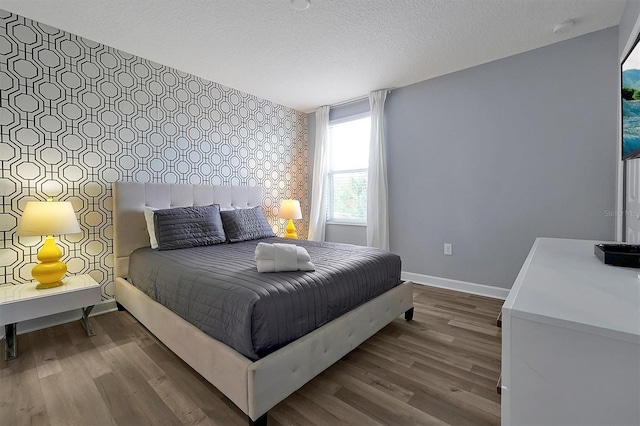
402 271 509 300
0 299 117 340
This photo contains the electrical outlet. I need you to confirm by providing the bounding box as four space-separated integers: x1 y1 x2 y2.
444 243 452 255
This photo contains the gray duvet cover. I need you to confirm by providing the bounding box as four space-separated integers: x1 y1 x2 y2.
127 237 401 361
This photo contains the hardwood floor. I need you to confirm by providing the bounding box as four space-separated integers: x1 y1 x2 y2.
0 284 503 425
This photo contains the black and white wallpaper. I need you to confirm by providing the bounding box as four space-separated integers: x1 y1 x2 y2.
0 10 309 296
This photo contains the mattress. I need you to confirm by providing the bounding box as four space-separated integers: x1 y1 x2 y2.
127 237 401 360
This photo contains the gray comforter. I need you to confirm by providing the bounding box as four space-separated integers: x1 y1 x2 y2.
128 237 401 360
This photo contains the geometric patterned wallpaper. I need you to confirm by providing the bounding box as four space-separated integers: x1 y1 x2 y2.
0 10 309 298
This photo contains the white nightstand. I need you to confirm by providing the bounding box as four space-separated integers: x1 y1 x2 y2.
0 274 101 360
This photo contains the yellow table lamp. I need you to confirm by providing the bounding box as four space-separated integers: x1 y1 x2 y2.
16 199 81 289
278 199 302 239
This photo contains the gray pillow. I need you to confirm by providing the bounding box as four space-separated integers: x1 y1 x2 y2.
220 206 275 243
153 204 226 250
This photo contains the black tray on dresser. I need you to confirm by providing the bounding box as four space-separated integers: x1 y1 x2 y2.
594 243 640 268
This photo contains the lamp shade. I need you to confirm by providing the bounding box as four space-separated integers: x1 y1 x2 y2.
278 199 302 220
17 201 81 236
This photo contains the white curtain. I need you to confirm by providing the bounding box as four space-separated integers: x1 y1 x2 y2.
367 90 389 250
308 105 330 241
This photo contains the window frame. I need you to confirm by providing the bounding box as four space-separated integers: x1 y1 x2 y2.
326 112 371 226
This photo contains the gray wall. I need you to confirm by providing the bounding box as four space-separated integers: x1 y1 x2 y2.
325 224 367 246
309 27 619 289
619 0 640 58
387 27 618 288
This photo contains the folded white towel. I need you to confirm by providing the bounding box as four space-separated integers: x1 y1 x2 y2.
254 242 311 262
274 243 297 271
254 242 315 272
256 260 316 273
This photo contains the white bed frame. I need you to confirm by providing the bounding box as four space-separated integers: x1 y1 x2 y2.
113 181 414 424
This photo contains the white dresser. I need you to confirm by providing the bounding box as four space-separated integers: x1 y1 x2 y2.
501 238 640 426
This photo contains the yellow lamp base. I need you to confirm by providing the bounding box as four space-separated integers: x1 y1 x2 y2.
32 236 67 289
35 279 64 290
283 219 298 239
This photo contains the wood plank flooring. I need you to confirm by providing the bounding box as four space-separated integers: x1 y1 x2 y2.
0 284 503 425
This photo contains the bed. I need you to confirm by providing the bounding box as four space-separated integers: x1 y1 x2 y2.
113 181 414 425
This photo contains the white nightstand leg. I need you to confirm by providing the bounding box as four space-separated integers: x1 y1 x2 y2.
4 323 16 361
80 306 96 337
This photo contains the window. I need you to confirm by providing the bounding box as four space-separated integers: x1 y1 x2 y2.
327 114 370 224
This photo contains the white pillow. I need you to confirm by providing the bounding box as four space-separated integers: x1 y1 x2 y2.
143 207 159 249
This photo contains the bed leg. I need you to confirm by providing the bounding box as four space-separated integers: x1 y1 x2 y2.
249 413 267 426
404 307 414 321
116 302 126 312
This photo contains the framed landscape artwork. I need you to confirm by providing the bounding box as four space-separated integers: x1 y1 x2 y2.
622 35 640 160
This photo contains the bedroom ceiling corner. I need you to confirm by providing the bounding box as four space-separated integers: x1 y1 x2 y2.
0 0 627 112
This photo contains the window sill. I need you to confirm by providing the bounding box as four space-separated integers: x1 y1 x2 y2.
326 221 367 227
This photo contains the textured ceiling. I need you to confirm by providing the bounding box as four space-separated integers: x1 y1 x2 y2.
0 0 626 112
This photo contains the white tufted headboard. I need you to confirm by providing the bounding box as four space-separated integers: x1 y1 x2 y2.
113 182 263 278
